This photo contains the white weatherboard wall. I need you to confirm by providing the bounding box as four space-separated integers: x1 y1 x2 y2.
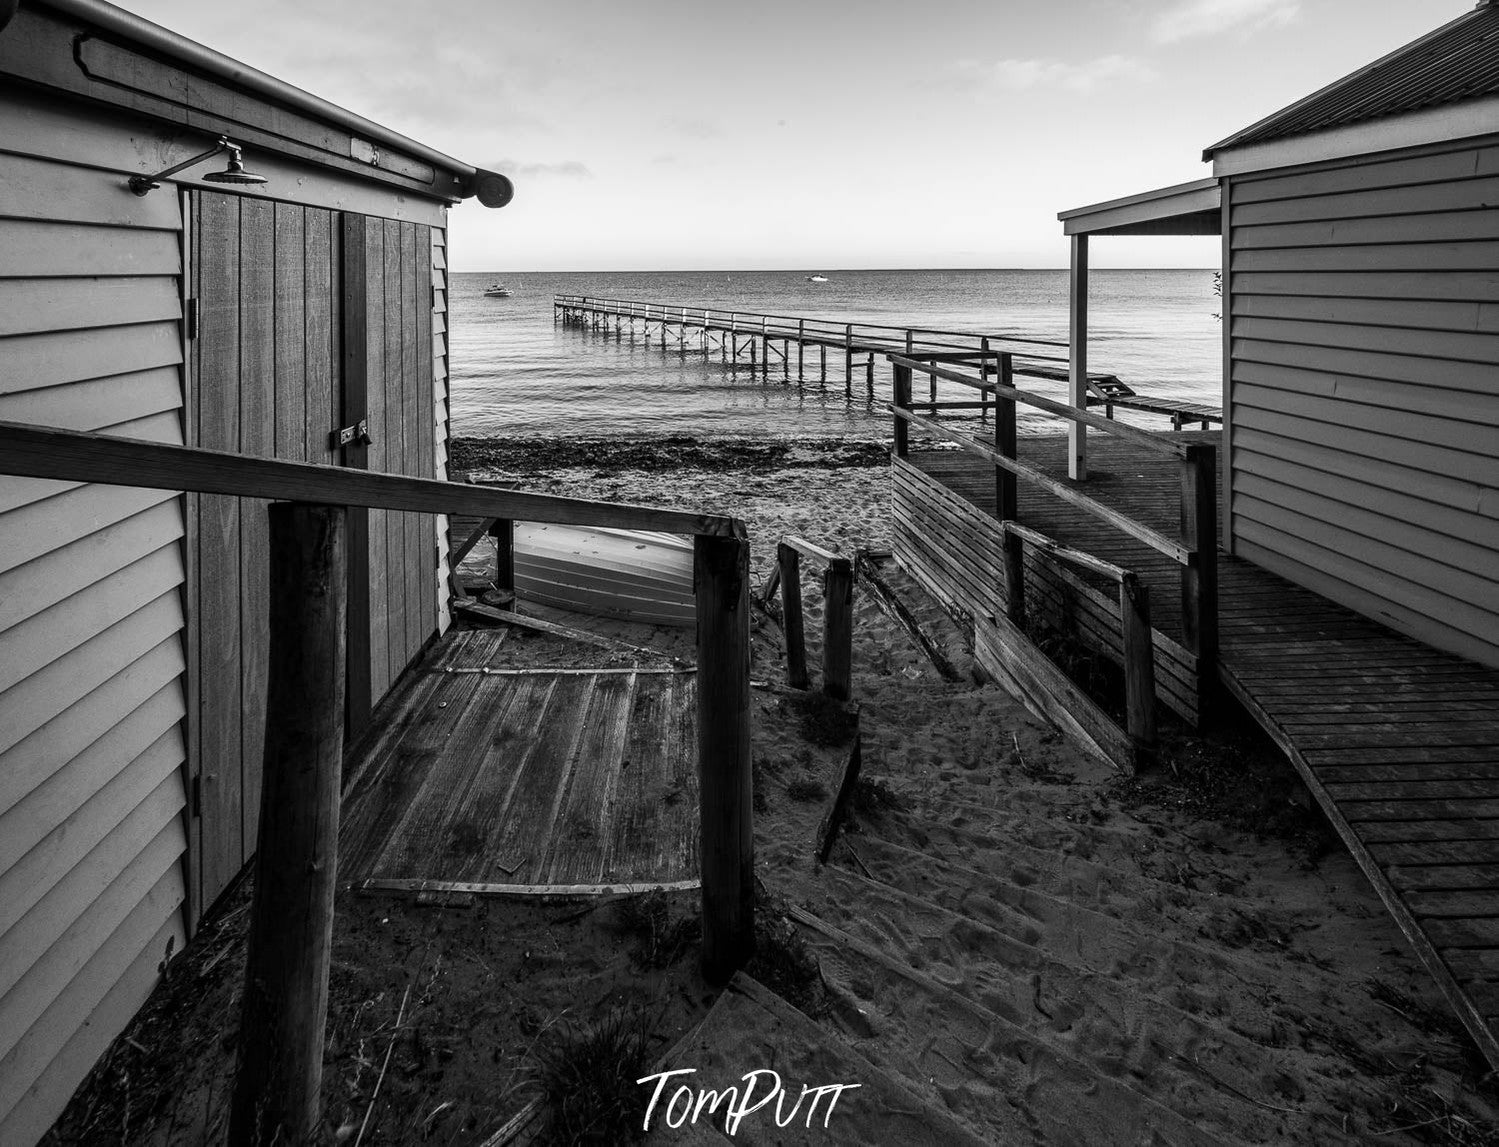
0 138 191 1144
1226 133 1499 669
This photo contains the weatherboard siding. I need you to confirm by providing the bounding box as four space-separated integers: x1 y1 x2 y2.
0 139 191 1144
1226 134 1499 669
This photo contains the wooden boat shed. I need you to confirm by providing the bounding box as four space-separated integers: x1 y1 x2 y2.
1059 1 1499 671
0 1 512 1138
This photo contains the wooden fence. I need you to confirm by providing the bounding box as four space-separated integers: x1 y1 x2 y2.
887 351 1217 745
0 419 753 1145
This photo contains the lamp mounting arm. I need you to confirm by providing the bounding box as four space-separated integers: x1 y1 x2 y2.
129 137 235 196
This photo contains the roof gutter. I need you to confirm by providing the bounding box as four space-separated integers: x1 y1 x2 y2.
34 0 511 204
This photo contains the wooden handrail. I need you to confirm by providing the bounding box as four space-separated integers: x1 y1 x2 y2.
887 353 1186 459
554 294 1071 354
0 421 742 538
888 405 1191 564
1001 521 1130 582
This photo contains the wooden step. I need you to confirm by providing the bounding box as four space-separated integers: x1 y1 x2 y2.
648 973 988 1145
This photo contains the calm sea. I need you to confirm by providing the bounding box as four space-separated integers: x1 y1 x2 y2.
447 269 1220 440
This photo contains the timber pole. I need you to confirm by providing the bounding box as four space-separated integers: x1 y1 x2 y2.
229 503 347 1147
823 558 854 701
695 532 754 983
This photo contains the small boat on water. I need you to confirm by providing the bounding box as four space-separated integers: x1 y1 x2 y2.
483 283 511 297
512 523 694 627
806 274 829 283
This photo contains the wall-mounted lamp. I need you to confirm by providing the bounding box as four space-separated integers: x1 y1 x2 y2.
128 137 269 196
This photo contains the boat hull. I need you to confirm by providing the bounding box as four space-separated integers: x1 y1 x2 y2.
513 523 694 627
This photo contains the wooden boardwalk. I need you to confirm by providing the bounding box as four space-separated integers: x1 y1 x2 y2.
339 629 699 888
903 434 1499 1067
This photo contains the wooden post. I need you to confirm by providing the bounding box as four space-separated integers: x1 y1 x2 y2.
820 342 826 383
893 362 911 459
844 324 853 395
490 518 514 605
823 558 854 702
695 533 754 984
1181 442 1219 726
995 353 1017 521
980 336 992 422
1002 526 1026 626
1120 572 1157 768
865 354 874 397
229 503 347 1147
726 314 734 364
1069 233 1089 481
778 542 808 689
797 319 805 380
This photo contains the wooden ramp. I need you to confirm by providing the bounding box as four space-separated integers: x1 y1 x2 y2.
339 630 699 888
898 436 1499 1068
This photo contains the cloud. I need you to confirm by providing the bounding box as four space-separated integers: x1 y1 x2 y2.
494 159 592 179
1151 0 1300 44
956 54 1158 94
663 116 721 141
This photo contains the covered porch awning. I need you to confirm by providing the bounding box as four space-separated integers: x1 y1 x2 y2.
1055 178 1221 479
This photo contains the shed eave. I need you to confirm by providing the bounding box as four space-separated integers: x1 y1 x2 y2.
1210 93 1499 178
1057 177 1221 236
22 0 494 203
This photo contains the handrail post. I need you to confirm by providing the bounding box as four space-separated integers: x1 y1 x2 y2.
893 361 912 459
695 533 754 984
1002 523 1026 626
1180 442 1219 726
490 518 514 605
229 503 346 1147
995 353 1017 522
823 557 854 702
1121 572 1157 769
980 336 992 422
778 542 808 689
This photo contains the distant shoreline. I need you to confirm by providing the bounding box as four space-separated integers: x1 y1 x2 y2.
449 434 891 475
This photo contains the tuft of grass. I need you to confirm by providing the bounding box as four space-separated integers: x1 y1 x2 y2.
786 776 828 803
851 777 902 814
788 692 858 747
747 897 826 1019
616 891 701 970
528 1002 659 1144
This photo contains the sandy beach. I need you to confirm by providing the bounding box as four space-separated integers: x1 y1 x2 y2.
45 439 1499 1144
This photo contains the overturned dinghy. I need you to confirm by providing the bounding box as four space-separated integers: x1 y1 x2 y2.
513 523 695 627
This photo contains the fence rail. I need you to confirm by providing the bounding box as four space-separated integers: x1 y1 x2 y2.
0 418 754 1144
886 352 1218 724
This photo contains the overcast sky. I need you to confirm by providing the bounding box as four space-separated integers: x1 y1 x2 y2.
127 0 1454 271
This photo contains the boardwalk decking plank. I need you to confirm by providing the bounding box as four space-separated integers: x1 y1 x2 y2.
1405 891 1499 918
1372 841 1499 865
1304 746 1499 764
1319 763 1499 783
1388 865 1499 892
1326 780 1499 802
1426 919 1499 948
1343 798 1499 822
1292 731 1499 750
1357 820 1499 843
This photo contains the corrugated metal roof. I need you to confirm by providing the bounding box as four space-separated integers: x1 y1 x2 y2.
1205 4 1499 158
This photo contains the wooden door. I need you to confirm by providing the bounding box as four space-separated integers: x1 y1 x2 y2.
340 214 438 738
187 192 343 921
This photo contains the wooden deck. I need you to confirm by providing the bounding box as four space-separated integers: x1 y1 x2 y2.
339 629 699 888
900 434 1499 1068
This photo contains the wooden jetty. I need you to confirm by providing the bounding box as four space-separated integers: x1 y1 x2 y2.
553 294 1221 431
886 351 1499 1070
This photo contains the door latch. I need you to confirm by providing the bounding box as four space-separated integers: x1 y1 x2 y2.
330 419 372 450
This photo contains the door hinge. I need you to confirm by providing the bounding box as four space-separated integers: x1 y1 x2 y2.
330 419 372 450
191 774 202 819
185 297 199 341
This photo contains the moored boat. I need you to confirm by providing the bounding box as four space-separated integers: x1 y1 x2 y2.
483 283 511 297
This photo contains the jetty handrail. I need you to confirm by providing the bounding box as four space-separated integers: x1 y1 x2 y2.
759 535 855 700
0 418 754 1138
888 353 1186 459
554 293 1070 353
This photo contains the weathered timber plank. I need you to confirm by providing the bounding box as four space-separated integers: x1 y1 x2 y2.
1388 865 1499 893
1356 820 1499 844
1344 799 1499 823
1325 780 1499 802
543 673 638 884
1370 841 1499 866
1404 891 1499 919
1424 919 1499 948
1316 762 1499 783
